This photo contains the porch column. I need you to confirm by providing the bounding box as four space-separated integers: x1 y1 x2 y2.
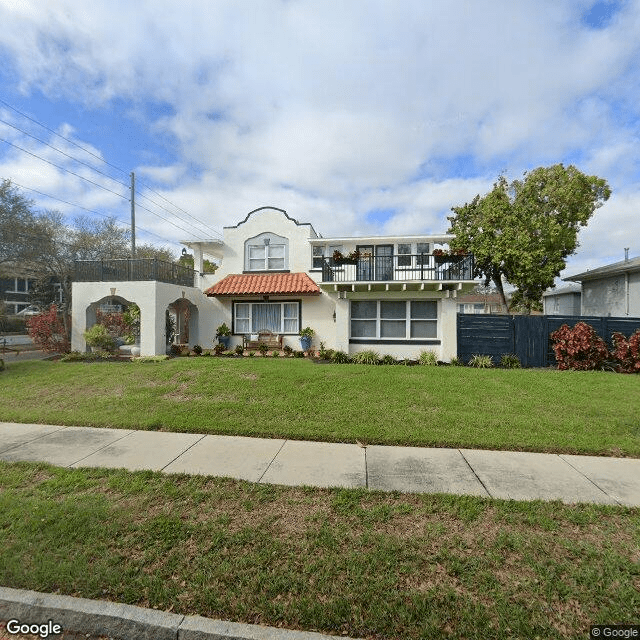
440 297 458 362
71 283 89 352
192 245 203 289
334 296 349 353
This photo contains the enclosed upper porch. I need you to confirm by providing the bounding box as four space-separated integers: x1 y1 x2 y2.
319 252 474 284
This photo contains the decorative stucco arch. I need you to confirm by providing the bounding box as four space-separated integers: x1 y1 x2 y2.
72 281 215 356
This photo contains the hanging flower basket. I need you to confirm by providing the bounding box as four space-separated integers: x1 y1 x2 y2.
333 250 361 265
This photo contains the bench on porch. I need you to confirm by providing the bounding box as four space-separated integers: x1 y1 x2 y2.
242 330 283 352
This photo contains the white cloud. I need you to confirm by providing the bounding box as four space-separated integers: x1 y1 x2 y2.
0 0 638 268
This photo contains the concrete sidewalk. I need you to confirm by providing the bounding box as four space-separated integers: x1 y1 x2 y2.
2 422 640 505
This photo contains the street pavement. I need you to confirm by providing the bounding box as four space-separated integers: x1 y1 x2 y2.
1 422 639 506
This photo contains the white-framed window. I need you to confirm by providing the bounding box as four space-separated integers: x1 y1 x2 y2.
245 233 288 271
233 301 300 334
416 242 430 266
311 244 344 269
350 300 437 340
397 243 412 267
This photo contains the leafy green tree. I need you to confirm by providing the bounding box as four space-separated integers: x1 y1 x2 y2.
448 164 610 313
0 179 47 274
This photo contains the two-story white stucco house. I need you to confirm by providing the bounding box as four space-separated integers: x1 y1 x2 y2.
72 206 476 359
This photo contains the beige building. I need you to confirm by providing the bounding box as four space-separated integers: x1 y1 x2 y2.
72 207 476 359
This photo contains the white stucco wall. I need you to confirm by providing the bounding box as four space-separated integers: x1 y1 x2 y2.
580 272 640 316
216 208 317 278
72 281 226 356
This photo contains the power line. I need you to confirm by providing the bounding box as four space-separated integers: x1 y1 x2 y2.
0 117 131 190
0 98 225 240
11 181 178 246
0 98 128 177
0 137 129 200
1 138 208 240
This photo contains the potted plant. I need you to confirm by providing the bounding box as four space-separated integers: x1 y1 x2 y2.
299 326 314 351
83 324 116 353
332 250 361 265
215 322 231 349
433 248 467 263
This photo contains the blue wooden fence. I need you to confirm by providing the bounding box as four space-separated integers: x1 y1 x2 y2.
457 314 640 367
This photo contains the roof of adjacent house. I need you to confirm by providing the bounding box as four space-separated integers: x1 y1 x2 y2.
204 272 321 297
542 283 582 297
565 256 640 282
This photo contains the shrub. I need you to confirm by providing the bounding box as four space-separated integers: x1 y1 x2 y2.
235 344 244 356
95 309 129 339
170 343 183 356
449 356 464 366
60 351 92 362
271 350 280 358
550 322 609 371
351 350 379 365
192 344 203 355
331 350 350 364
294 350 305 358
213 343 226 355
248 351 255 357
418 350 438 366
258 343 268 355
83 324 116 352
283 344 293 356
0 358 4 371
500 354 522 369
133 355 169 363
468 354 493 368
611 330 640 373
26 305 70 353
381 354 396 365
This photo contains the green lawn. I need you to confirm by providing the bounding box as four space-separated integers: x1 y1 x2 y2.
1 358 639 456
1 462 638 640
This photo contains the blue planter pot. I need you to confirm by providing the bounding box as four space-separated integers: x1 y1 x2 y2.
299 336 312 351
218 335 231 349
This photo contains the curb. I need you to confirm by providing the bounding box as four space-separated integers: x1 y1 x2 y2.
0 587 361 640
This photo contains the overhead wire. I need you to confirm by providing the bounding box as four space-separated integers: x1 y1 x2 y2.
11 181 178 246
0 98 224 240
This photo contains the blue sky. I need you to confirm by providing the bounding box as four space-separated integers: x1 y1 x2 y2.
0 0 638 280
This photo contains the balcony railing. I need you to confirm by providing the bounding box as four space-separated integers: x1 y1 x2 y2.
74 259 196 287
321 253 474 283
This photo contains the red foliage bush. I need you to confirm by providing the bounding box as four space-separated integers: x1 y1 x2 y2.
550 322 610 371
26 304 70 353
95 310 129 337
611 330 640 373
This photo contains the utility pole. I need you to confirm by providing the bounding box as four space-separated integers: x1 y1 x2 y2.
130 171 136 257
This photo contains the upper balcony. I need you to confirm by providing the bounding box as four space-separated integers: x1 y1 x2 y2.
320 253 474 285
74 259 196 287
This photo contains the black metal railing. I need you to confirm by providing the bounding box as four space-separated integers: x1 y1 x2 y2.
321 253 474 283
73 259 196 287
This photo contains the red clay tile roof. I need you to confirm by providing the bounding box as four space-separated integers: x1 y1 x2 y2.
205 272 321 297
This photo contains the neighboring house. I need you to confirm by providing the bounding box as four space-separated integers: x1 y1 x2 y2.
1 274 35 314
564 255 640 317
542 283 582 316
71 206 476 359
456 293 508 314
1 269 64 315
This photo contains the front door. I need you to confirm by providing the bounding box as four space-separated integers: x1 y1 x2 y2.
375 245 394 281
356 244 374 281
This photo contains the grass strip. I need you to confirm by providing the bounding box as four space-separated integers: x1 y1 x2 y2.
1 462 638 639
1 359 639 456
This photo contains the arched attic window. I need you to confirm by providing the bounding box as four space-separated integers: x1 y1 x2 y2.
244 232 289 271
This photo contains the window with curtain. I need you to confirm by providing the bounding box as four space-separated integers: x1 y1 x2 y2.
233 302 300 333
